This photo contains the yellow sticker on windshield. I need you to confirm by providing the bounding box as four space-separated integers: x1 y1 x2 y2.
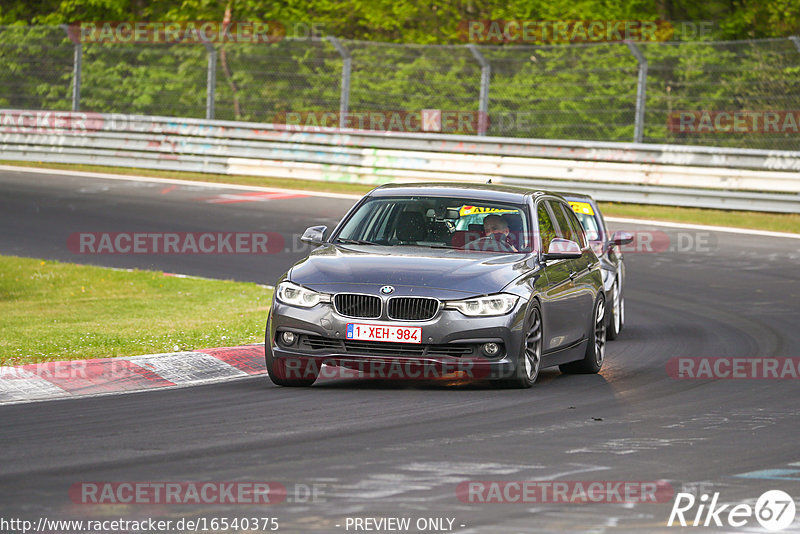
459 206 517 216
569 201 595 216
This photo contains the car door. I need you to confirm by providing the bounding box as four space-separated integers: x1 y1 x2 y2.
546 199 594 346
556 200 598 335
536 200 578 352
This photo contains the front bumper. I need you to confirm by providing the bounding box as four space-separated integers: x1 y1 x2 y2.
268 297 528 381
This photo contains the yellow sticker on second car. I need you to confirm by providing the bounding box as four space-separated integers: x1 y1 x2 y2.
459 206 517 216
569 201 595 216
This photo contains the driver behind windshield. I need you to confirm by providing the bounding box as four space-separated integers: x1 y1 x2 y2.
465 214 519 252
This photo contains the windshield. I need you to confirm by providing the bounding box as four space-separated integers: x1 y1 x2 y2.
335 196 531 253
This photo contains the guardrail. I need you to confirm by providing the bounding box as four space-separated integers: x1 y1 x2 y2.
2 109 799 213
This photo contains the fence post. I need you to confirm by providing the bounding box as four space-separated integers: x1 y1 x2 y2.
467 44 490 136
327 36 351 128
60 25 82 111
626 42 647 144
202 42 217 120
790 36 800 53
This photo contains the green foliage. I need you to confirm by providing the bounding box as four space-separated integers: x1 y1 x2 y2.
3 0 800 40
641 40 800 148
0 1 798 148
0 26 73 110
80 42 208 116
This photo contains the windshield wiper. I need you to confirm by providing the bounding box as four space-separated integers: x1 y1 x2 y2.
335 238 380 246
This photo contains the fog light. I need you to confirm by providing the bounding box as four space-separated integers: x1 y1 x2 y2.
482 342 500 357
281 331 297 346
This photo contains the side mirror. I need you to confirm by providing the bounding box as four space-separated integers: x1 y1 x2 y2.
543 238 582 260
300 225 327 246
609 230 634 246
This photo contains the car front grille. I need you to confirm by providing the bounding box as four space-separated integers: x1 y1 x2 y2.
333 293 381 319
387 297 440 321
298 335 474 358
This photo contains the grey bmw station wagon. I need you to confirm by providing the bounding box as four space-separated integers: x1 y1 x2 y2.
265 183 606 388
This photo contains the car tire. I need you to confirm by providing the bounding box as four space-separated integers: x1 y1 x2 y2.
606 279 623 340
560 295 606 374
495 303 543 389
264 317 319 387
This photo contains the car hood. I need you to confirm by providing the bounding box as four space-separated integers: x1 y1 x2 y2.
288 244 534 298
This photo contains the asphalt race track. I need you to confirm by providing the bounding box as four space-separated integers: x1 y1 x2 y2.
1 169 800 533
0 169 352 283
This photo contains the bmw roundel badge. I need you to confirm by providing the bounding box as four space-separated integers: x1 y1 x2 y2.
380 285 395 295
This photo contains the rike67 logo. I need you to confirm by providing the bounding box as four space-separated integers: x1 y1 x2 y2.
668 490 796 531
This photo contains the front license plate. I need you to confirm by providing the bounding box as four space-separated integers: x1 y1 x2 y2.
346 323 422 344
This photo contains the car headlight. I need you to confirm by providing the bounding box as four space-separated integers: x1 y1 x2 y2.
445 293 519 316
276 281 329 308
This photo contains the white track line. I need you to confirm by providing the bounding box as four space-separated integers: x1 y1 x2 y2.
2 164 797 238
0 164 363 200
605 216 800 240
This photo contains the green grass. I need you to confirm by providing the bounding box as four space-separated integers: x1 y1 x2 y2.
2 160 798 234
0 256 272 366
